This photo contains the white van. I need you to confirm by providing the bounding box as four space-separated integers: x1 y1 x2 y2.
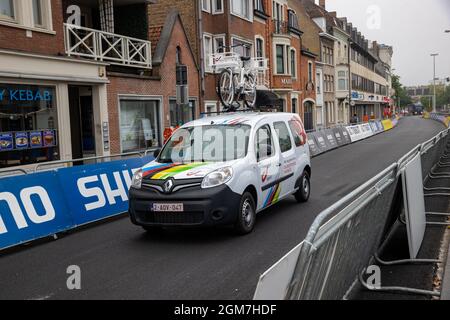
129 112 312 234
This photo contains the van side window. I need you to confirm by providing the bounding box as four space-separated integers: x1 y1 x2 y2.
288 120 306 147
274 121 293 153
256 125 274 162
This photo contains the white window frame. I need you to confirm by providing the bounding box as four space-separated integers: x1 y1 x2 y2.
231 35 253 58
203 33 213 73
204 33 227 73
0 0 17 22
205 101 218 116
0 0 53 33
202 0 211 13
212 0 224 14
214 34 226 53
255 35 265 58
273 40 290 76
230 0 253 22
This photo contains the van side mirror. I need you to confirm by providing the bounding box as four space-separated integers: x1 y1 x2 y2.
153 148 161 159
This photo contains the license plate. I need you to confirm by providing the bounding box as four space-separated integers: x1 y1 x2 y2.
152 203 184 212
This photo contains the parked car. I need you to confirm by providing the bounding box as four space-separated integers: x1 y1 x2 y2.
128 112 312 235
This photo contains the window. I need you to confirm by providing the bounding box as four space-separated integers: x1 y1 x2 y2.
212 0 223 14
254 0 265 12
32 0 43 27
214 36 225 53
202 0 211 12
276 44 285 74
205 102 217 116
120 99 160 152
292 98 297 114
256 37 264 58
231 0 252 20
176 65 188 86
0 0 14 20
288 120 306 147
290 49 296 78
308 62 313 82
274 122 292 153
232 37 252 57
0 84 59 168
316 73 321 94
203 34 213 72
256 125 273 161
170 99 195 127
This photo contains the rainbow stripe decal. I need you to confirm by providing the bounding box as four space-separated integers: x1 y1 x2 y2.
263 184 281 208
143 162 210 180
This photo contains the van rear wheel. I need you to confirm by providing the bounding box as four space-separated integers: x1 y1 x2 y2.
234 192 256 235
295 171 311 203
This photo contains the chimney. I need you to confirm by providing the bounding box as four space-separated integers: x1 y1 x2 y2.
329 11 337 18
319 0 326 9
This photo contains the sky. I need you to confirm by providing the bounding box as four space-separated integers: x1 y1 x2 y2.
325 0 450 87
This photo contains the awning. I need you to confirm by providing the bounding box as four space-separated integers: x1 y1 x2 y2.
256 90 283 108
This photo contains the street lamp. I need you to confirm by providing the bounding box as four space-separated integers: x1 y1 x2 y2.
431 53 439 113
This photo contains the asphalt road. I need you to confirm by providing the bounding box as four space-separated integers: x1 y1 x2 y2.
0 116 445 300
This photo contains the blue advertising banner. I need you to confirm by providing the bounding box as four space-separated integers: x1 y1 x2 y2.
0 171 73 250
0 155 154 250
57 157 152 226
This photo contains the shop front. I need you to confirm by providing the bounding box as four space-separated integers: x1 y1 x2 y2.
0 84 59 168
0 50 110 170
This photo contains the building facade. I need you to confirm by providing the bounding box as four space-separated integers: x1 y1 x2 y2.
0 0 199 169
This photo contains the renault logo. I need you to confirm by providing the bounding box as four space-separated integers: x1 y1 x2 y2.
164 179 174 193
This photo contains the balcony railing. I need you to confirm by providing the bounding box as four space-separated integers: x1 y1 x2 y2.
273 20 289 35
64 23 152 69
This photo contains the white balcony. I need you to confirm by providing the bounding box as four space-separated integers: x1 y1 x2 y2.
64 23 152 69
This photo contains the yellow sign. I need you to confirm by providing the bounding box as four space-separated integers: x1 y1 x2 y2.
382 120 394 131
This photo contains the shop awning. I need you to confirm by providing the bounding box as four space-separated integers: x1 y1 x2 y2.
256 91 283 108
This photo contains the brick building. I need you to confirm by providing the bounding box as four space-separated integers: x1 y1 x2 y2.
0 0 199 169
149 0 320 129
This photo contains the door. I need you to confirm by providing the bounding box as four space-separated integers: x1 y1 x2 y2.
80 96 95 157
273 120 297 198
304 101 314 131
255 124 281 211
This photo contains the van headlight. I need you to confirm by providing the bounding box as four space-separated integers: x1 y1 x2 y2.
131 169 143 189
201 167 233 189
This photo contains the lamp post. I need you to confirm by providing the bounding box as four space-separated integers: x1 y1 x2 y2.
431 54 438 113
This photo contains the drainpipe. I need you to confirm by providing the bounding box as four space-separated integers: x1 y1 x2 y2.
197 1 205 108
348 38 353 122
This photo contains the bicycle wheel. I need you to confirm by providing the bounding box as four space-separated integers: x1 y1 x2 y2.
217 69 234 109
244 74 257 109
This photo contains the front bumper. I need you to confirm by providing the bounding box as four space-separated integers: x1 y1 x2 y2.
129 184 242 227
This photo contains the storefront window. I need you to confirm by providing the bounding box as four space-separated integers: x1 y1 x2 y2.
170 99 196 127
120 99 160 153
0 84 59 168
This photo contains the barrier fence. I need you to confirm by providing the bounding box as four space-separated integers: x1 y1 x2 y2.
0 116 400 252
254 125 450 300
0 154 155 251
307 117 399 157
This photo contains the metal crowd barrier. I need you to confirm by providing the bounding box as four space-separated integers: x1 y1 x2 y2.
255 126 450 300
0 149 159 178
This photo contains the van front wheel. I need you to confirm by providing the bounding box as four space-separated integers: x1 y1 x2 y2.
234 192 256 235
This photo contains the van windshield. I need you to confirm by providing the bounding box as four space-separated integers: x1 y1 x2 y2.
158 124 251 163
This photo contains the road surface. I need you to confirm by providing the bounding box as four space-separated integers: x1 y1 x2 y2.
0 116 445 300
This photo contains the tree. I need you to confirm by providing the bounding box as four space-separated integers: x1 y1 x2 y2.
391 74 412 108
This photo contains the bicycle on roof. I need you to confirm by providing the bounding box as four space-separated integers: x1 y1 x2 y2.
209 44 268 112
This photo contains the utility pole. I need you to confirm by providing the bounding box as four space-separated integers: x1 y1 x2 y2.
431 53 438 113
